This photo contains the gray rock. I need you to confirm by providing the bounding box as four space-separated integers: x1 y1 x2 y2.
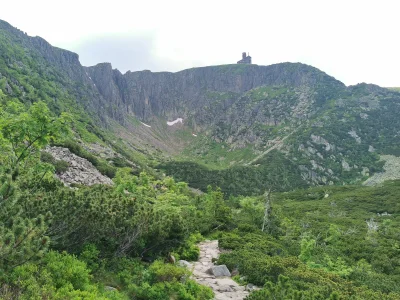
348 129 361 144
178 260 193 269
246 284 257 291
217 285 234 292
342 159 351 171
310 134 333 151
207 265 231 277
5 82 13 94
44 146 113 187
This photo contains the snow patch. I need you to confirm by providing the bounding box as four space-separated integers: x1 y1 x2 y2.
167 118 183 126
140 121 151 128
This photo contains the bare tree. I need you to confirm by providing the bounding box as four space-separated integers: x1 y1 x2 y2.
366 218 379 233
262 189 272 232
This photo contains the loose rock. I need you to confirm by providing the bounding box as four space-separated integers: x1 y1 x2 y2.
178 260 193 269
207 265 231 277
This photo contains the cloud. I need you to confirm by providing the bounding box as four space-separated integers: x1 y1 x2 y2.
1 0 400 86
71 34 171 72
71 33 209 73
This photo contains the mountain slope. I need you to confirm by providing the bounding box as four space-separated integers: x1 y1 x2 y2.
2 18 400 195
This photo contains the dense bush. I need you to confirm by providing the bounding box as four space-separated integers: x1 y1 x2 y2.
40 151 69 174
214 182 400 299
3 251 124 300
159 150 308 196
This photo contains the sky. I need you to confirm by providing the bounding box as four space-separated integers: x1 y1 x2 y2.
1 0 400 86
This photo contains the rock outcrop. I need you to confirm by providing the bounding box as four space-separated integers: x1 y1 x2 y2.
45 147 113 186
363 155 400 186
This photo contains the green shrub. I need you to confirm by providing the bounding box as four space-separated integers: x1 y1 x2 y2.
128 280 213 300
112 157 132 168
7 251 125 300
176 233 202 261
40 152 69 174
96 162 117 178
148 260 188 283
80 243 101 272
40 151 55 164
111 259 213 300
53 160 69 174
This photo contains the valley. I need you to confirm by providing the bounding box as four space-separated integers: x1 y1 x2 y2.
0 18 400 299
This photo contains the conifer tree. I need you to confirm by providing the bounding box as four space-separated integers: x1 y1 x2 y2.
0 100 69 271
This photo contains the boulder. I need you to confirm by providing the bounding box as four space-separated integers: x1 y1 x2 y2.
178 260 193 269
207 265 231 277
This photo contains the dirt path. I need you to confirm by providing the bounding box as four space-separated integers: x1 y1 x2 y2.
245 126 302 166
192 240 249 300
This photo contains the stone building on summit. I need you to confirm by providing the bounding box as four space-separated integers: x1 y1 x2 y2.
237 52 252 64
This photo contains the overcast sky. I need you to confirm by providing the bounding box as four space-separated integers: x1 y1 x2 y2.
1 0 400 86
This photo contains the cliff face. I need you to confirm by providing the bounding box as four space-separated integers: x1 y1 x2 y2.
82 62 346 152
1 18 345 130
86 63 345 124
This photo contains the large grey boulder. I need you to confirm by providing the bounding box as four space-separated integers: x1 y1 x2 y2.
207 265 231 277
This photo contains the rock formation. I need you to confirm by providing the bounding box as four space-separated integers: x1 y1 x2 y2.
44 147 113 186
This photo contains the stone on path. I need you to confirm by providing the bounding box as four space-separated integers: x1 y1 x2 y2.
207 265 231 277
178 260 193 269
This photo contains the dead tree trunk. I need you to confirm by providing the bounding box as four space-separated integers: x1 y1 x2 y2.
261 189 271 232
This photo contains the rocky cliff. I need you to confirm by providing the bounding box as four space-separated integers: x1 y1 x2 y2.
86 62 345 123
0 18 344 135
